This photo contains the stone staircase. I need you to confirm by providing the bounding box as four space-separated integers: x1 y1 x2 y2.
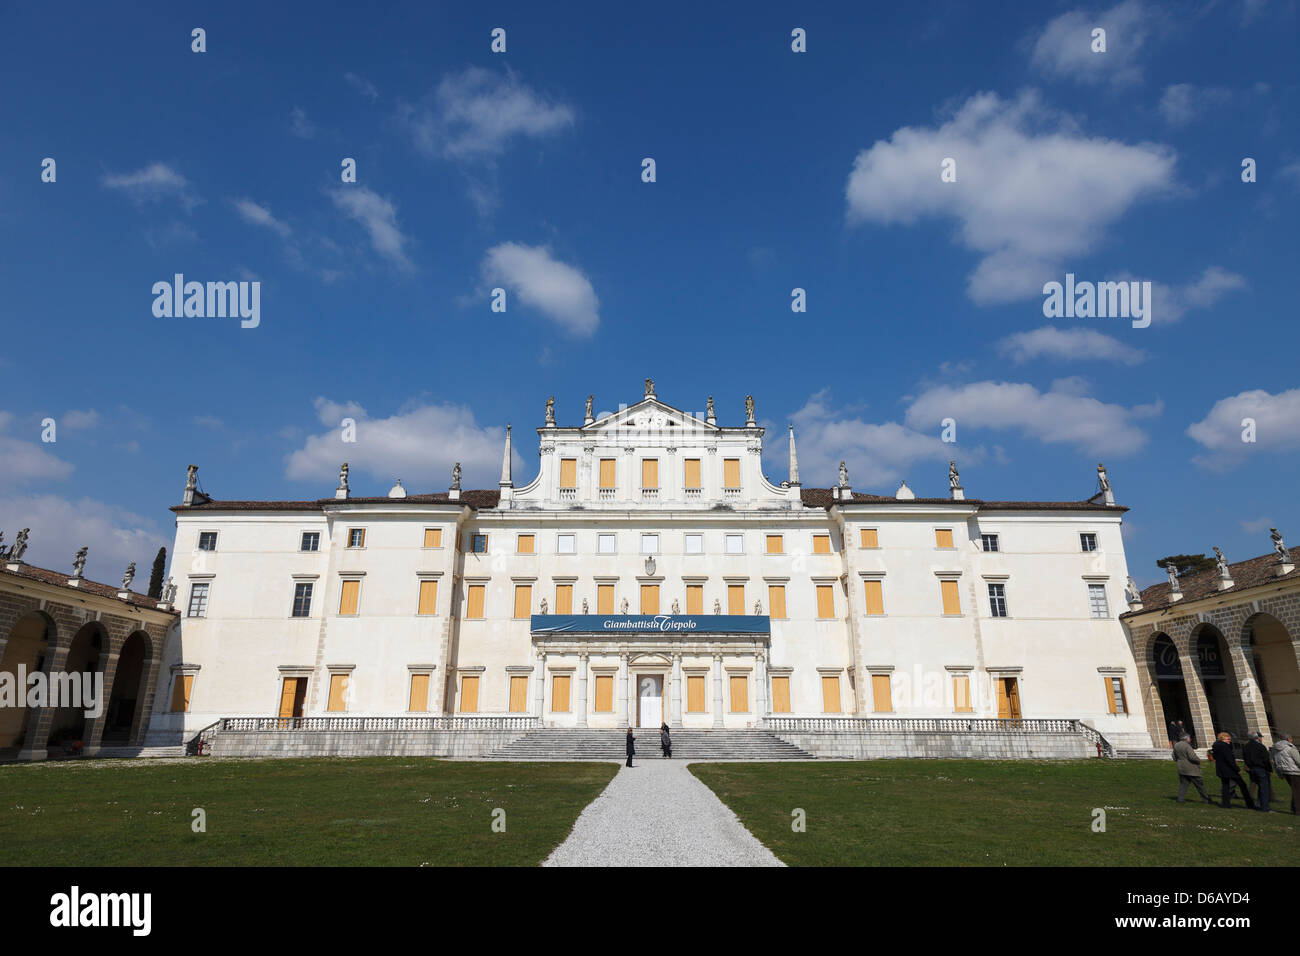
486 728 815 761
93 745 188 759
1114 747 1175 760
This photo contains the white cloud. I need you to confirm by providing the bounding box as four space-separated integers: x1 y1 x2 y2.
232 198 292 239
290 106 315 139
345 72 379 101
997 326 1145 365
481 242 600 336
903 378 1160 456
1241 516 1274 534
285 398 516 491
1158 83 1232 126
1029 0 1153 87
1186 387 1300 469
845 90 1175 304
331 186 414 270
398 67 575 161
1146 265 1248 323
60 409 100 430
101 162 200 209
0 412 74 488
0 494 167 586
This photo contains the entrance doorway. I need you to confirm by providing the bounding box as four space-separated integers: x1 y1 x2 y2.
637 675 663 728
1153 633 1195 745
995 677 1021 720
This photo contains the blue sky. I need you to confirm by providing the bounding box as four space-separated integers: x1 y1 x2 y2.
0 0 1296 586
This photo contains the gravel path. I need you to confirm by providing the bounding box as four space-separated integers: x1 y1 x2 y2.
543 761 783 867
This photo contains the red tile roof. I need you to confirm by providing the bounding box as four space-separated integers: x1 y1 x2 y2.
1 563 177 615
1124 547 1300 617
799 487 1125 513
171 490 502 513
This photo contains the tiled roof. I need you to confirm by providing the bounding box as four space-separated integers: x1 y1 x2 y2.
171 490 502 513
1125 547 1300 617
1 562 177 614
799 487 1125 513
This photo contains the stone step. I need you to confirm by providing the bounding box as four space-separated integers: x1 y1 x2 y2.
487 728 815 761
1114 748 1176 760
93 746 188 759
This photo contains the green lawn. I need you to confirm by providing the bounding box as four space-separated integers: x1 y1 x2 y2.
0 757 616 866
690 760 1298 866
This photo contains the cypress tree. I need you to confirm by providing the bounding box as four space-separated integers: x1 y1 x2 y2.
148 546 167 598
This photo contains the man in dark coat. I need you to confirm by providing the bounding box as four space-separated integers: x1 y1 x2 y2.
1167 718 1187 747
625 728 635 767
1210 732 1256 809
1243 731 1273 812
660 722 672 758
1173 734 1212 804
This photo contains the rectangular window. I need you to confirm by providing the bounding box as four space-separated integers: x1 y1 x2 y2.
863 579 884 616
460 675 479 713
347 528 365 548
871 673 892 713
816 584 835 618
552 675 571 713
423 528 442 549
597 583 615 615
640 584 659 614
170 674 194 713
725 533 743 555
300 531 320 552
723 458 741 489
1105 676 1128 715
278 677 305 719
860 528 879 549
598 533 615 554
935 529 954 549
940 579 961 615
1080 532 1098 552
198 531 218 551
517 534 535 554
327 673 349 712
417 579 438 615
683 458 701 490
599 458 616 490
641 458 658 490
727 584 745 615
409 673 430 712
812 534 831 555
1088 583 1109 618
594 675 613 712
556 533 575 554
766 534 783 554
822 675 842 713
730 675 748 713
466 584 485 619
987 583 1008 618
953 675 973 713
768 585 787 619
641 533 659 554
687 675 706 713
291 582 313 618
981 533 999 552
685 533 703 555
770 676 791 713
686 584 704 615
509 675 528 713
559 458 577 489
513 584 532 619
338 579 360 616
555 584 573 614
471 534 488 554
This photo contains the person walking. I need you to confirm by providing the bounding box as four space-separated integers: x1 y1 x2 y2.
625 728 635 768
1269 732 1300 814
1243 731 1274 812
660 722 672 759
1173 734 1212 804
1210 732 1256 809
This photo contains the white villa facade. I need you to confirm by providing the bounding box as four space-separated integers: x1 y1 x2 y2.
144 385 1153 752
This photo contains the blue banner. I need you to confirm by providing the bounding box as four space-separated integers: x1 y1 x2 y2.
530 614 770 635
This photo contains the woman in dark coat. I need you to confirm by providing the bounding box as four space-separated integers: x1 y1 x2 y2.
660 722 672 758
625 728 635 767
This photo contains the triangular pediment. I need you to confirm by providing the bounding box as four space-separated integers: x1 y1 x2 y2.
587 398 715 435
628 652 672 667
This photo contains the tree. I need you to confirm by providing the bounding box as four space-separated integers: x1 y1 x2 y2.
1156 553 1216 578
147 547 166 599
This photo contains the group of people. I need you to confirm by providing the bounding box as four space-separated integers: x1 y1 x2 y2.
1171 726 1300 813
624 724 673 766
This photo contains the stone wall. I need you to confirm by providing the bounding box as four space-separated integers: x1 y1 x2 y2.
772 729 1095 759
207 728 528 758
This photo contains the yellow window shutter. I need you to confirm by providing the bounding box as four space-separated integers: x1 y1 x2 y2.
771 676 790 713
941 579 961 615
813 535 831 554
687 675 706 712
730 675 747 712
1105 678 1117 714
822 675 842 713
467 584 485 619
518 534 534 554
552 675 570 712
723 458 740 489
423 528 442 548
597 584 614 614
409 673 430 712
686 584 703 615
559 458 577 488
768 585 786 619
555 584 573 614
954 675 971 712
641 459 658 489
599 458 616 489
816 584 834 618
640 584 659 614
871 674 891 713
338 579 360 615
508 675 528 713
170 674 193 713
418 579 438 615
863 579 884 615
327 673 349 712
766 534 783 554
936 529 954 548
594 675 613 712
278 678 300 719
514 584 532 618
727 584 744 615
460 675 479 713
683 458 701 489
860 528 878 548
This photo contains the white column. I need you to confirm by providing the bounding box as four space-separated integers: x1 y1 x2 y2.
671 653 683 727
576 651 589 728
617 652 629 726
756 649 768 721
712 653 725 728
535 650 548 722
